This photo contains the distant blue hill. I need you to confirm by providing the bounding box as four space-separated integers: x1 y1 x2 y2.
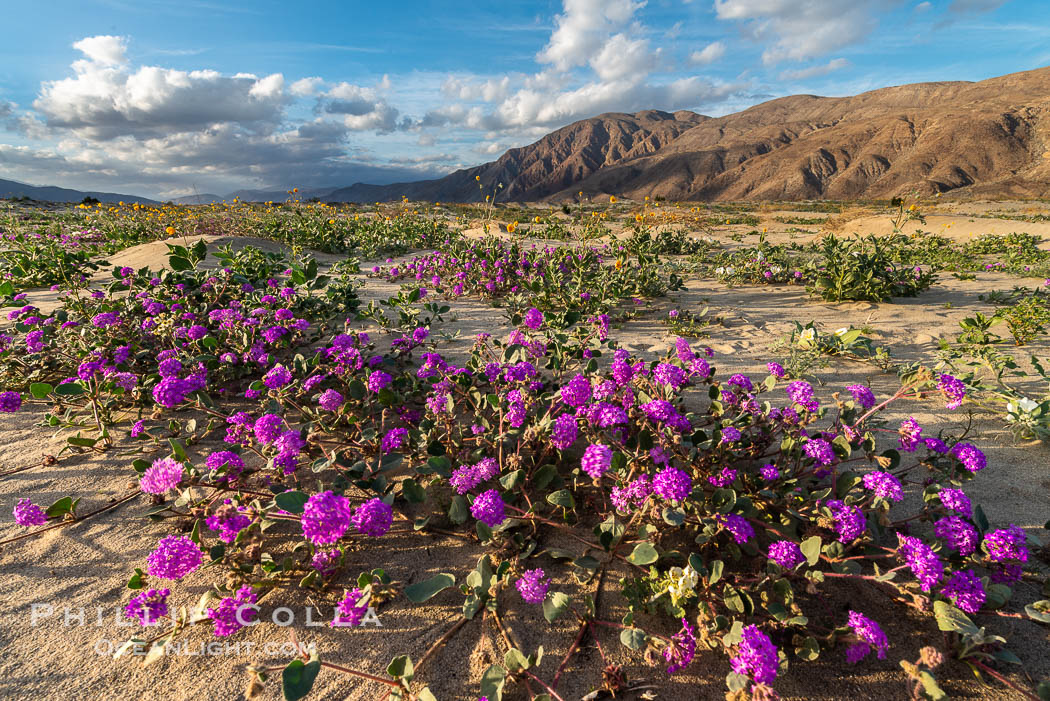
0 177 158 204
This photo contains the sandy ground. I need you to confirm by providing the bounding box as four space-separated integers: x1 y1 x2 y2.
0 207 1048 700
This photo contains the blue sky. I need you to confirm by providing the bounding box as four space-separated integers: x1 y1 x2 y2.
0 0 1046 199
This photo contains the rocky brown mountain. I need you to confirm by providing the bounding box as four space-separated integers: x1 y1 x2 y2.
325 66 1050 203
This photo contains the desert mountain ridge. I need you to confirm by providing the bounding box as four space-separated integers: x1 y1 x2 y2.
327 65 1050 203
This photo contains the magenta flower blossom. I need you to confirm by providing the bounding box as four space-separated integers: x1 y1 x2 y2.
653 466 692 502
207 586 257 637
717 513 755 544
318 389 343 411
664 618 697 674
845 610 888 663
367 371 392 393
139 457 184 494
934 516 978 556
897 534 943 591
471 489 506 527
937 373 966 410
721 426 742 444
381 427 409 452
253 413 284 444
766 361 786 378
301 491 352 544
13 498 48 527
826 499 865 542
803 438 835 466
939 488 971 515
580 443 612 479
331 588 370 627
731 625 778 685
352 497 393 537
862 471 903 501
950 442 986 473
898 418 922 452
515 568 550 604
941 570 986 613
559 374 592 407
125 588 170 626
768 540 805 568
983 525 1028 563
146 535 204 580
0 391 22 412
263 364 293 389
550 413 578 450
786 380 818 412
523 308 544 330
846 384 876 409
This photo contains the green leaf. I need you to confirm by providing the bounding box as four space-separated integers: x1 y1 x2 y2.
933 601 979 636
45 496 73 518
168 438 188 462
542 592 570 623
66 436 97 448
1025 600 1050 624
401 479 426 503
619 628 647 650
404 573 455 603
546 489 575 510
127 568 145 590
503 648 529 673
29 382 53 399
709 559 724 585
168 255 192 271
626 542 658 566
275 491 309 514
281 657 321 701
499 469 525 491
800 536 821 566
448 495 469 524
480 664 507 701
795 636 820 661
386 654 414 681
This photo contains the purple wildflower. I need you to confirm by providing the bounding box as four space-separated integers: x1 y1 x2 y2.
207 586 257 637
862 471 903 501
768 540 805 568
664 618 697 674
937 374 966 410
470 489 506 528
318 389 343 411
515 568 550 604
301 491 352 544
934 516 978 556
941 570 986 613
139 457 183 494
580 443 612 479
0 391 21 412
983 525 1028 563
731 625 778 685
146 535 204 580
331 588 370 627
125 588 170 626
352 497 393 537
845 610 889 663
846 384 876 409
653 466 692 502
13 498 47 527
551 414 578 450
